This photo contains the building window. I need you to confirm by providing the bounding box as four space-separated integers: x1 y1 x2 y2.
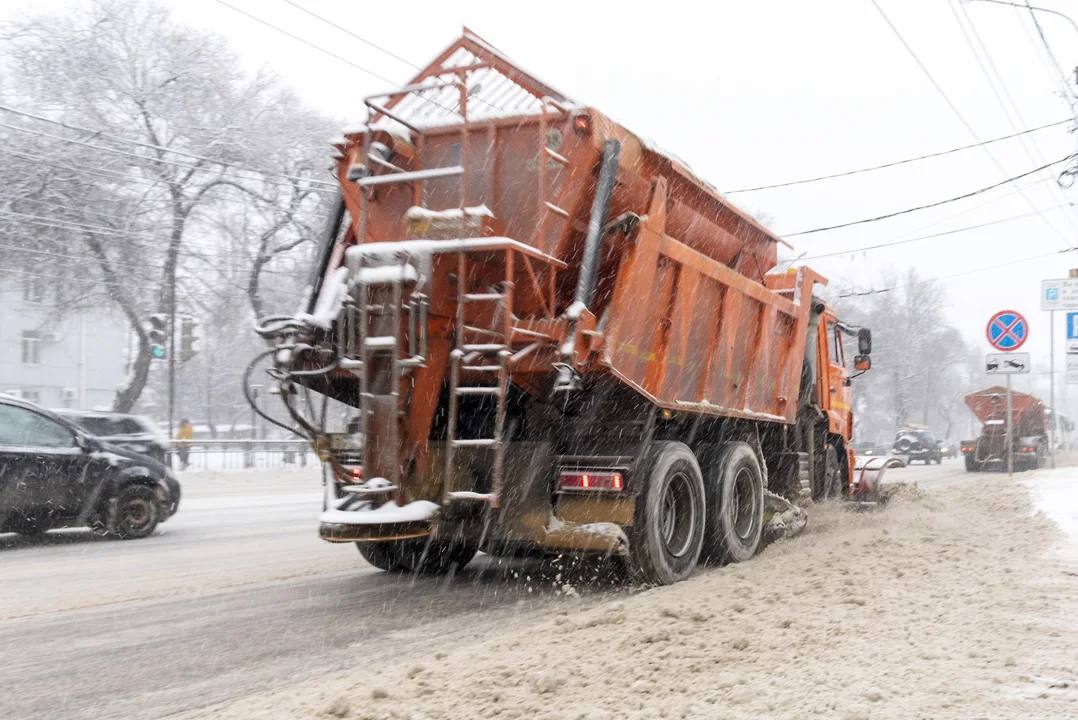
22 276 45 304
62 387 77 408
21 331 41 365
20 389 41 405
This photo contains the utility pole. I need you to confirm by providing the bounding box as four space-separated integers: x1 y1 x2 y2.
168 279 176 442
1049 309 1056 468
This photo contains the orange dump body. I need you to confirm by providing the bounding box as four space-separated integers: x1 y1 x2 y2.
323 30 826 449
965 386 1047 436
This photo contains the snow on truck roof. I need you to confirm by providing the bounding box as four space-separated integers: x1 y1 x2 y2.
353 29 787 251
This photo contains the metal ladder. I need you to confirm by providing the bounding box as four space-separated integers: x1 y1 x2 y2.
349 252 427 489
537 97 572 250
444 252 512 508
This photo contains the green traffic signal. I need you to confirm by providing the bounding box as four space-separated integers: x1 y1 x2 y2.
150 344 167 359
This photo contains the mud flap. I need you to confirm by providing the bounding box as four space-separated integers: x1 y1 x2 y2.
762 490 807 543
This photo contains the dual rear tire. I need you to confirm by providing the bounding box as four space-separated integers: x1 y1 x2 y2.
629 441 764 585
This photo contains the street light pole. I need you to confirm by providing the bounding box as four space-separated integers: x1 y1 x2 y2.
963 0 1078 38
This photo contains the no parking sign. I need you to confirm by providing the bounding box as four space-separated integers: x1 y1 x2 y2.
986 310 1028 351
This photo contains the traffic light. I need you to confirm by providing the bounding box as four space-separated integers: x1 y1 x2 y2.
147 314 168 360
180 316 200 362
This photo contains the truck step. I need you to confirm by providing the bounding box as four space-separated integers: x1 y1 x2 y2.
463 293 505 302
455 386 501 396
451 438 497 447
364 335 397 349
463 324 504 338
460 343 507 353
462 364 501 372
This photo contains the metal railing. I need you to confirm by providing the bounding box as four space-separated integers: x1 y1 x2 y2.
169 439 316 472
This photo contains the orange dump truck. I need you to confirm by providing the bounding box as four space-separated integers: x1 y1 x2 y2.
251 31 876 584
961 386 1048 472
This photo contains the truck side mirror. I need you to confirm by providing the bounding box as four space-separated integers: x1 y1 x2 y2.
854 355 871 371
858 328 872 355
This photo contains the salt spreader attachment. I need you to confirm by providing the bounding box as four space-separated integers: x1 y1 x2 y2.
248 29 874 584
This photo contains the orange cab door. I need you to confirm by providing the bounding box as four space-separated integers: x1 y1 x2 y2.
824 318 852 438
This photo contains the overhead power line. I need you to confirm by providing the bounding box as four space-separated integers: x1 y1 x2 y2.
784 152 1075 237
799 202 1070 260
215 0 399 86
869 0 1070 244
280 1 420 70
836 244 1078 297
725 117 1071 194
0 105 337 189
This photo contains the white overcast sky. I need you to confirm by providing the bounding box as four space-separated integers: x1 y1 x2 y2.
5 0 1078 397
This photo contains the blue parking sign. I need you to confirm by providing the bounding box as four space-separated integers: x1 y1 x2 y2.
1068 312 1078 340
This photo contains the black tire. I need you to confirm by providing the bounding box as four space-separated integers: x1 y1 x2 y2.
9 515 47 537
819 444 844 500
109 484 161 539
627 441 705 585
964 454 980 472
357 537 477 575
701 442 764 565
894 437 913 453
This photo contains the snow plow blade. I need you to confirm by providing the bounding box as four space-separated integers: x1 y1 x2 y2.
849 456 900 505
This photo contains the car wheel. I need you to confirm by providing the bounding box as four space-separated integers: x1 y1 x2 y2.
628 441 705 584
109 484 161 539
9 515 47 537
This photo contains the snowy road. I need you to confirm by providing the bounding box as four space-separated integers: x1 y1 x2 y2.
1 460 1072 720
0 469 614 720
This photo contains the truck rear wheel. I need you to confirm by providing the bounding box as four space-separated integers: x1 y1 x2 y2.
964 454 980 472
701 442 764 564
357 537 477 575
627 442 705 585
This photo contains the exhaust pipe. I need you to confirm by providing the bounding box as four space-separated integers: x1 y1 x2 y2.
555 139 621 392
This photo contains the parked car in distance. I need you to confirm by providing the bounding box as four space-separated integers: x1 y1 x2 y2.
852 441 888 457
0 396 180 538
53 410 169 464
892 428 943 464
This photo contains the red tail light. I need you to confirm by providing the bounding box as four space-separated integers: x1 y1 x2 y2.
558 470 624 492
1020 445 1036 454
349 466 363 480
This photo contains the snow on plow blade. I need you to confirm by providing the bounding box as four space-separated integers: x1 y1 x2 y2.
319 500 438 543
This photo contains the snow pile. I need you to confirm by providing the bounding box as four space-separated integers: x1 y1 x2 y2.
183 474 1078 720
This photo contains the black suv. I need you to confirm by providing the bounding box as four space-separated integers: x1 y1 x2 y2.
892 428 942 465
0 396 180 538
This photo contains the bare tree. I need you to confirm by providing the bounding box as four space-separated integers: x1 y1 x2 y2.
3 0 334 414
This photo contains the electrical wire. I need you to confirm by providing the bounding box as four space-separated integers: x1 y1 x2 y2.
280 0 420 70
950 0 1078 235
869 0 1070 243
724 117 1070 194
799 202 1071 260
783 151 1075 237
836 245 1078 297
0 119 336 192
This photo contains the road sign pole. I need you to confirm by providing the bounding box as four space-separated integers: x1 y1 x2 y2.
1006 373 1014 477
1050 309 1056 468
